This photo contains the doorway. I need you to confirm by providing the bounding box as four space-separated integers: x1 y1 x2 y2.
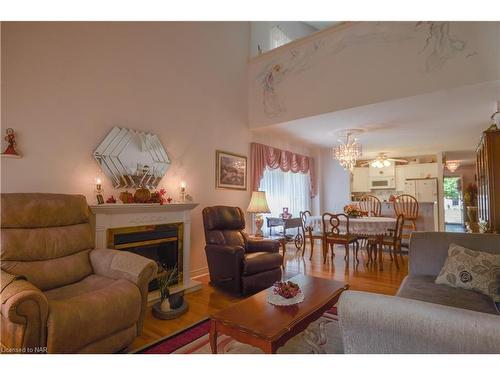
443 176 464 232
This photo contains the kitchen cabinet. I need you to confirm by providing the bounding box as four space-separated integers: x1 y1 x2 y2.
395 165 406 191
404 178 438 202
418 163 439 178
369 164 395 177
396 163 438 190
351 167 370 192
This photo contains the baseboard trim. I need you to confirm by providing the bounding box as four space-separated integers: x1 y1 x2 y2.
190 266 208 278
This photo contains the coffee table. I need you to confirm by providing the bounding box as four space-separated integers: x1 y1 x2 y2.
209 274 349 354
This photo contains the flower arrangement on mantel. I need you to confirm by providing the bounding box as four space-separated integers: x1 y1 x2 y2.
107 188 173 205
343 204 365 218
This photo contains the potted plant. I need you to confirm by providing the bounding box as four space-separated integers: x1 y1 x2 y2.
157 265 184 312
464 183 478 226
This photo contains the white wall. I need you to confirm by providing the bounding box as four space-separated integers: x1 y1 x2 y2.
250 22 318 57
0 22 313 277
318 147 350 213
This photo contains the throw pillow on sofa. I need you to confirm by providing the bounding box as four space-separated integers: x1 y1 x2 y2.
435 243 500 302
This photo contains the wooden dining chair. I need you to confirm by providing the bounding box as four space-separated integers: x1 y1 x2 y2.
322 213 359 265
299 211 323 261
356 194 382 251
393 194 419 242
358 194 382 217
367 214 405 269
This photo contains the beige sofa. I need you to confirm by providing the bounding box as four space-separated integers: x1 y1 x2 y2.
0 193 158 353
339 232 500 353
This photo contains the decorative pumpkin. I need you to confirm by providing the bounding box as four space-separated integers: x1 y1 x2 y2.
134 187 151 203
119 191 133 204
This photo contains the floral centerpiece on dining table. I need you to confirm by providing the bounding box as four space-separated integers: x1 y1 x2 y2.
344 204 365 218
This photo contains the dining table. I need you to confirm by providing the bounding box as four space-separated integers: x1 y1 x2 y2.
305 215 397 270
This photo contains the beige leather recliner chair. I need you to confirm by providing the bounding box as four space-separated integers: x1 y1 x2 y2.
0 193 158 353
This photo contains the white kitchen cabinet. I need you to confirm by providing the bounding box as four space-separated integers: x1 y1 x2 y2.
395 165 406 191
351 167 370 192
416 179 438 202
368 164 395 177
418 163 439 179
404 180 416 196
403 178 438 202
397 163 438 182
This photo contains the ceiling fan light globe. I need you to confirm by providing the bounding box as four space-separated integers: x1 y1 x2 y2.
383 160 391 167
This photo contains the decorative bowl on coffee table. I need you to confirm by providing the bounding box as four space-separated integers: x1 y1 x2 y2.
267 281 304 306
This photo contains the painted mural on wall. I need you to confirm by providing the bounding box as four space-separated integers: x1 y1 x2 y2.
255 22 477 119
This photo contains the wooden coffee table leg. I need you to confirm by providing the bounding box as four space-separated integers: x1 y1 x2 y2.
263 341 278 354
210 320 218 354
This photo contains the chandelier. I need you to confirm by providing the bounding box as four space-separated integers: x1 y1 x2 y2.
332 130 362 172
445 160 460 173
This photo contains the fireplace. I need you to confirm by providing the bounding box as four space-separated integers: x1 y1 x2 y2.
107 223 183 292
90 203 201 300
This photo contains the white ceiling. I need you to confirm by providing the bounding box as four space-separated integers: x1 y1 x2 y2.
263 80 500 160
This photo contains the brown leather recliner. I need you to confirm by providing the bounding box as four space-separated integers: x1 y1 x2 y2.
0 193 158 353
202 206 282 295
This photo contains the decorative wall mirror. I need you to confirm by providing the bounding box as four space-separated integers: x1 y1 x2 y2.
94 126 170 189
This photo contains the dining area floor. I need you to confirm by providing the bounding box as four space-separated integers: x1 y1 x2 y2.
284 240 408 296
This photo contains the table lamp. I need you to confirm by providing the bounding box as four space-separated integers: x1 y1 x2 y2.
247 191 271 237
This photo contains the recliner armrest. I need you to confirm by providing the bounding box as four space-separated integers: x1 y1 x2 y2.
1 270 48 350
246 239 280 253
90 249 157 287
89 249 158 335
205 244 245 256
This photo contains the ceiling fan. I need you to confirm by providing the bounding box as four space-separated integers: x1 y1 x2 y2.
360 153 409 168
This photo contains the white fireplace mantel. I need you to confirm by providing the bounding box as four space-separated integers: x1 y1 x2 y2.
89 203 201 299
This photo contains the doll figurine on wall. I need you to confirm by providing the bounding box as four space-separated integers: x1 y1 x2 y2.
3 128 19 156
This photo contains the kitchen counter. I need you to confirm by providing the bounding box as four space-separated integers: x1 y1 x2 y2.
352 201 439 232
380 201 439 232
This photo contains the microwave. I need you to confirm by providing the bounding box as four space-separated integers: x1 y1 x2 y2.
370 177 395 190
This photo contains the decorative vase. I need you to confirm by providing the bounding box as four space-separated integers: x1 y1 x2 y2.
168 291 185 310
160 299 171 312
134 187 151 203
467 206 478 223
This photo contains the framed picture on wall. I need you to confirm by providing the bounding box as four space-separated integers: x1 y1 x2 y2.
215 150 247 190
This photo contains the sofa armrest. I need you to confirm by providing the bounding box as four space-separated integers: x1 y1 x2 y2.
246 239 280 253
205 245 245 293
1 270 48 351
89 249 157 334
338 290 500 353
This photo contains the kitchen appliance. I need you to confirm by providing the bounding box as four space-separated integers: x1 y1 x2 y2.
370 176 396 189
404 178 438 202
369 163 395 189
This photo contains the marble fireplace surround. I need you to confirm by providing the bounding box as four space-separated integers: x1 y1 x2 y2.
89 203 202 302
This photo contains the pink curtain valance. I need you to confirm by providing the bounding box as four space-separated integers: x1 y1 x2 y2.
250 142 317 198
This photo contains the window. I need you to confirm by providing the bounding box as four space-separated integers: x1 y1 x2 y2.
270 25 291 50
259 168 311 233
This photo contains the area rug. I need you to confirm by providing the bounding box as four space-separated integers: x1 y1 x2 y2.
138 306 343 354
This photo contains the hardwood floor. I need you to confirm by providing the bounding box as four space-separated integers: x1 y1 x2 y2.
129 241 408 352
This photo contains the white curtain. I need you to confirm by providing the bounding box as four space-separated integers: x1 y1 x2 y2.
258 167 311 234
